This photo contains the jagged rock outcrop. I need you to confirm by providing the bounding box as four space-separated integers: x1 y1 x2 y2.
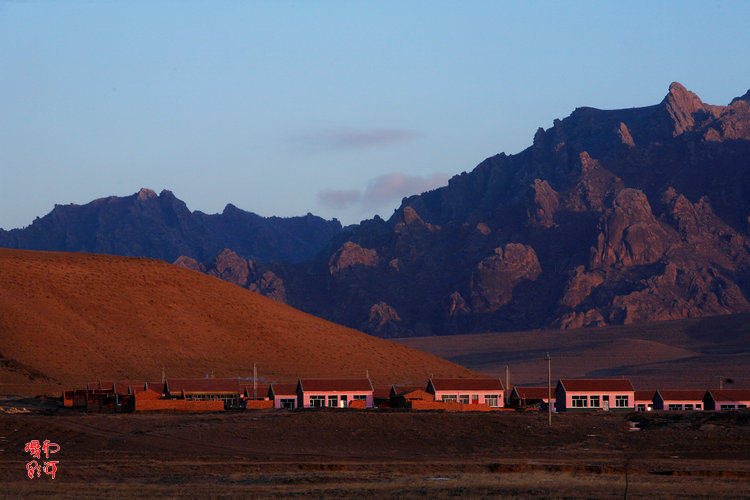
470 244 542 312
328 242 379 274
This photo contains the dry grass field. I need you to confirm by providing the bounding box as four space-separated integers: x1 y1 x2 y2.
1 401 749 498
396 313 750 389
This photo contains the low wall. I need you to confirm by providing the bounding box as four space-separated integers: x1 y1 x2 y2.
408 401 500 412
135 399 225 412
245 400 273 409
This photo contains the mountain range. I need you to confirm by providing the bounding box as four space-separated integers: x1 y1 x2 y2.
0 188 342 264
189 82 750 337
3 82 749 338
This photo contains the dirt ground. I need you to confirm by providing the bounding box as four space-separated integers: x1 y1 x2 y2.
1 399 750 498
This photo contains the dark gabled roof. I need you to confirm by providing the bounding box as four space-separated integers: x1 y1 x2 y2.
430 378 504 391
298 378 373 392
241 384 270 399
634 390 656 401
513 387 551 399
656 390 706 401
707 389 750 402
391 385 425 397
269 383 298 397
558 379 634 392
165 378 241 394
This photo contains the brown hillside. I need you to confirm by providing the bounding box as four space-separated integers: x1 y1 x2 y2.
0 249 477 396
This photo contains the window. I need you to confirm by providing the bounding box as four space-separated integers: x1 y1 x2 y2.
309 395 325 407
720 404 735 410
327 395 338 407
279 398 295 409
571 395 587 407
589 395 600 408
684 404 693 411
739 404 747 409
353 395 367 401
615 395 629 407
485 395 499 407
459 395 470 404
668 404 682 411
442 394 457 402
696 404 702 410
636 404 646 411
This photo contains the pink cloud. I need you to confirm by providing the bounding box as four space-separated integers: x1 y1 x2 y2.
363 172 450 205
317 172 450 213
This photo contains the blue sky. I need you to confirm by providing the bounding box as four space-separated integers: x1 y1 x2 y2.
1 1 749 229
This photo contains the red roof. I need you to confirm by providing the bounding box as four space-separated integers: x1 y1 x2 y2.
241 384 270 399
430 378 504 391
708 389 750 402
634 390 655 401
514 387 551 399
372 385 393 399
145 381 165 394
558 379 634 392
656 390 705 401
298 378 373 392
165 378 241 395
269 383 298 397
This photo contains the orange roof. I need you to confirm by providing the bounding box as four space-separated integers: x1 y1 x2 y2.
656 390 705 401
165 378 241 394
430 378 504 391
298 378 373 392
514 387 551 399
269 383 298 397
558 379 634 392
708 389 750 401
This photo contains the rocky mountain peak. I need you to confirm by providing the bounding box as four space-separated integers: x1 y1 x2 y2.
137 188 158 200
661 82 717 136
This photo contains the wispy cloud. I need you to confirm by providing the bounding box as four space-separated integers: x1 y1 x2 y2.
317 172 450 212
363 172 449 205
290 127 420 152
318 189 362 210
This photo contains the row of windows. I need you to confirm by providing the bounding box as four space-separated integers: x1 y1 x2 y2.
667 403 702 411
720 404 748 410
308 395 368 408
440 394 501 407
570 395 629 408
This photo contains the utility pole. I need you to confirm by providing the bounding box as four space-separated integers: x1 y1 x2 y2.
546 352 552 427
506 365 510 405
253 362 257 400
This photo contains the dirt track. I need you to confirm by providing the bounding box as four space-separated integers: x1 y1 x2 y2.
2 405 750 498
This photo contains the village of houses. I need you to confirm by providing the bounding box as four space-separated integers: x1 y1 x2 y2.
63 376 750 415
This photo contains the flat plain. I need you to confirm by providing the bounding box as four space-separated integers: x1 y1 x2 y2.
1 400 750 498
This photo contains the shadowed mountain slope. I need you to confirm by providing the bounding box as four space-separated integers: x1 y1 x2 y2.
0 188 342 264
0 248 478 396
